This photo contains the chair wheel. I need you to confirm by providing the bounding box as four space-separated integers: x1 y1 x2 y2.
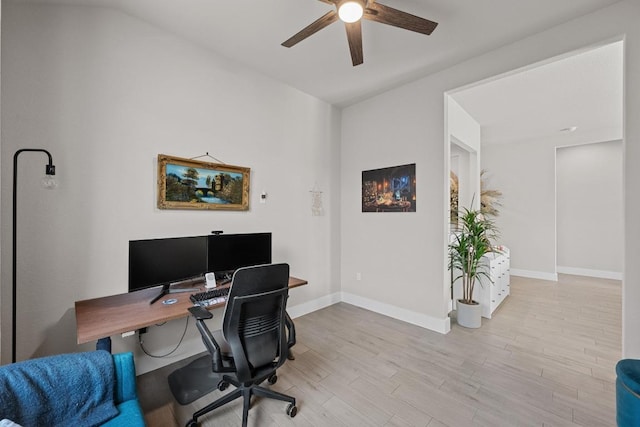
287 403 297 417
185 419 198 427
268 374 277 385
217 380 229 391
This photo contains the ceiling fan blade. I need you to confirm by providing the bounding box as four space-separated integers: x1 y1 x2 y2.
282 10 339 48
364 2 438 35
345 20 363 66
317 0 335 4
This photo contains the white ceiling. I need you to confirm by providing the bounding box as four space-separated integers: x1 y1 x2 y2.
17 0 624 145
451 41 624 146
22 0 621 107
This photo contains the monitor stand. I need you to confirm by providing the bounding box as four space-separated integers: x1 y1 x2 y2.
149 276 203 305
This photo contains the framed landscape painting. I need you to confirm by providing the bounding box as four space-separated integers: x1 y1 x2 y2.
157 154 250 211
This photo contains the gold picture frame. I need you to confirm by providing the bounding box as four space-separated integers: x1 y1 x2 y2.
157 154 250 211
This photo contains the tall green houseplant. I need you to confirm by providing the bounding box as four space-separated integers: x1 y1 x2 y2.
449 207 498 305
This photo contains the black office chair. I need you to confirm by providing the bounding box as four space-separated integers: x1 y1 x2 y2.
185 263 297 427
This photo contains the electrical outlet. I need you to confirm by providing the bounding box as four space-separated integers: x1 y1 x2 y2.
356 272 362 281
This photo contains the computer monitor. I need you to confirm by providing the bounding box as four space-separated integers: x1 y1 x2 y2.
129 236 208 303
207 233 272 276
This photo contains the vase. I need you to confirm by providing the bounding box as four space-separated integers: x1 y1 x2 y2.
456 299 481 328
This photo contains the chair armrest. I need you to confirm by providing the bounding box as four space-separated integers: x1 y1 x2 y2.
189 307 225 372
285 311 296 349
188 305 213 320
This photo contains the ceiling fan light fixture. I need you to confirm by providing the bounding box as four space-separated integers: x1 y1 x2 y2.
282 0 438 66
338 1 364 23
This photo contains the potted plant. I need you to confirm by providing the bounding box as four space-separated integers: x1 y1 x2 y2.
449 206 498 328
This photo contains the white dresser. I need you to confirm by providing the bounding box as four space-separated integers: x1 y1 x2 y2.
478 247 510 319
452 246 510 319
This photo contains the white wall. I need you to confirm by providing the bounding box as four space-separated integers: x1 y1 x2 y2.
340 78 450 333
482 135 622 280
342 0 640 356
0 3 341 373
448 98 482 154
481 139 558 279
557 140 623 278
448 97 481 213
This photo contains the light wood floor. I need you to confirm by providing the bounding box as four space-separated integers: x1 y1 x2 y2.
137 274 621 427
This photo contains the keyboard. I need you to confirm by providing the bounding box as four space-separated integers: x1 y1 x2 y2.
190 287 230 306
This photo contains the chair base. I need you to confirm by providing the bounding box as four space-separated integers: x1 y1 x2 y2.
168 355 220 405
186 375 296 427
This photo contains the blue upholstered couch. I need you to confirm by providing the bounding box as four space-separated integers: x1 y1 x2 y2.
103 352 146 426
616 358 640 427
0 351 145 427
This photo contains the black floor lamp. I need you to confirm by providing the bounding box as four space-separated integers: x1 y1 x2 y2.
12 149 57 363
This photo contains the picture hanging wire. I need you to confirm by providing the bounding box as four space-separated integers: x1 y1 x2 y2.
190 152 226 164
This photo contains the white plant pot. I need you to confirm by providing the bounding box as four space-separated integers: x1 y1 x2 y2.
456 300 482 328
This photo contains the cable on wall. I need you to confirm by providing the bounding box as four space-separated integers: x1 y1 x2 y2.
138 317 190 358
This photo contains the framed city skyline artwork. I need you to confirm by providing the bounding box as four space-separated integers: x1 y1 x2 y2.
157 154 250 210
362 163 416 213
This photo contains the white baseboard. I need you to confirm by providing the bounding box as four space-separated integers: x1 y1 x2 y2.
287 292 341 319
341 292 451 334
510 269 558 281
288 292 451 334
556 266 623 280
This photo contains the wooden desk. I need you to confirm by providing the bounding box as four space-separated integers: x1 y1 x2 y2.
75 276 307 345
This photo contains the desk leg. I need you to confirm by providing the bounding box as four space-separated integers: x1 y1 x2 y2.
96 337 112 353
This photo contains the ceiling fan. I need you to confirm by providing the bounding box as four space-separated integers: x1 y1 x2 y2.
281 0 438 66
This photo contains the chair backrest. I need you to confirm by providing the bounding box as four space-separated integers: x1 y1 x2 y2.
222 263 290 383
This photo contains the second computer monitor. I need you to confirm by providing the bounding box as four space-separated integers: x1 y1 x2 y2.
207 232 272 276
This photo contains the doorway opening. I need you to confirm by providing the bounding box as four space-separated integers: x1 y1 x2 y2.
444 38 624 319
